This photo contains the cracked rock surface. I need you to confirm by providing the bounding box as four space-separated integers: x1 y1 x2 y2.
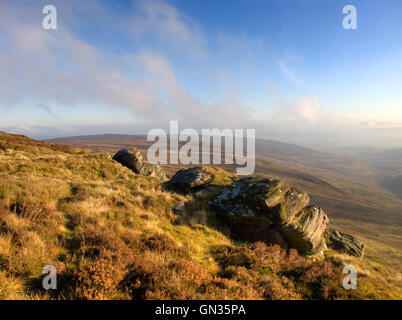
326 228 365 257
211 177 329 255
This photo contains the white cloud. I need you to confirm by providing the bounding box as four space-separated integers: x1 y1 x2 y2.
131 0 207 56
1 1 401 149
292 97 321 123
0 1 251 132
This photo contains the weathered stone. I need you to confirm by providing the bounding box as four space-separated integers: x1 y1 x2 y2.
112 148 167 181
211 178 309 224
266 187 310 225
168 167 213 190
224 213 280 245
326 228 365 258
211 177 329 255
278 205 329 255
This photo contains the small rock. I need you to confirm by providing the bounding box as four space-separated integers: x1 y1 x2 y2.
173 201 185 215
168 167 213 191
326 228 365 258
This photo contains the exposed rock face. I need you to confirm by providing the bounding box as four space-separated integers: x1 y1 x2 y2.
278 205 328 255
210 177 329 255
326 228 365 258
168 167 213 190
112 148 167 181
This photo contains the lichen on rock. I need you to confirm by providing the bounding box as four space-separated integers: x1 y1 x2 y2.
210 177 329 255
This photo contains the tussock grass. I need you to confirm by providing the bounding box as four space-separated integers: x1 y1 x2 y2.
0 132 399 300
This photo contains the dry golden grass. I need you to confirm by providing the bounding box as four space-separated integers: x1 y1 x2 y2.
0 131 400 300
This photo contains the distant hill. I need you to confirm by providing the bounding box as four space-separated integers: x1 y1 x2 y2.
352 148 402 199
381 175 402 199
1 131 401 300
48 134 150 153
49 134 402 228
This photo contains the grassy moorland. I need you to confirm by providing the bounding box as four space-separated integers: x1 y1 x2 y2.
0 132 400 300
51 134 402 247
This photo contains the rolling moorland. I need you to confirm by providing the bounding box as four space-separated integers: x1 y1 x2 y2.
0 131 400 299
50 134 402 224
49 134 402 292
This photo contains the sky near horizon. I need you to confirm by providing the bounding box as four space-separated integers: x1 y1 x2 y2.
1 0 402 147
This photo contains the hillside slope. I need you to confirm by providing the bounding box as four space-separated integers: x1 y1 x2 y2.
1 132 400 300
49 134 402 246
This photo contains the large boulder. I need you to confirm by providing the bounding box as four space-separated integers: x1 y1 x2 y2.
278 205 329 255
210 177 329 255
168 167 213 191
112 148 167 181
326 228 365 258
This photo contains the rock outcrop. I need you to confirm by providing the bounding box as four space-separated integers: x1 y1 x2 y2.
168 167 213 191
210 177 329 255
326 228 365 258
112 148 167 181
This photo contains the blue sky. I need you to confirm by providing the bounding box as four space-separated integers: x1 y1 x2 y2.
0 0 402 146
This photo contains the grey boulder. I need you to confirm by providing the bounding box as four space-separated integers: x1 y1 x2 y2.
210 177 329 255
168 167 213 191
112 148 167 182
326 228 365 258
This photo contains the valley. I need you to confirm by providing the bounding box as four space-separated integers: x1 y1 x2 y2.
0 131 400 300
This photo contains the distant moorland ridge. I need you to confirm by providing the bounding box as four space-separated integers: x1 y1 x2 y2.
0 131 399 300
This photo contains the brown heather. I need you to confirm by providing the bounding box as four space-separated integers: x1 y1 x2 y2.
0 131 400 300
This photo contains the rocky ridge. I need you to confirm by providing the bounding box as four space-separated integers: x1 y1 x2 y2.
111 160 363 257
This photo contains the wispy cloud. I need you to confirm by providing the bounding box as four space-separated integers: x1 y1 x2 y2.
37 104 53 115
277 51 304 85
131 0 207 57
277 61 303 85
1 0 401 149
0 1 254 134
